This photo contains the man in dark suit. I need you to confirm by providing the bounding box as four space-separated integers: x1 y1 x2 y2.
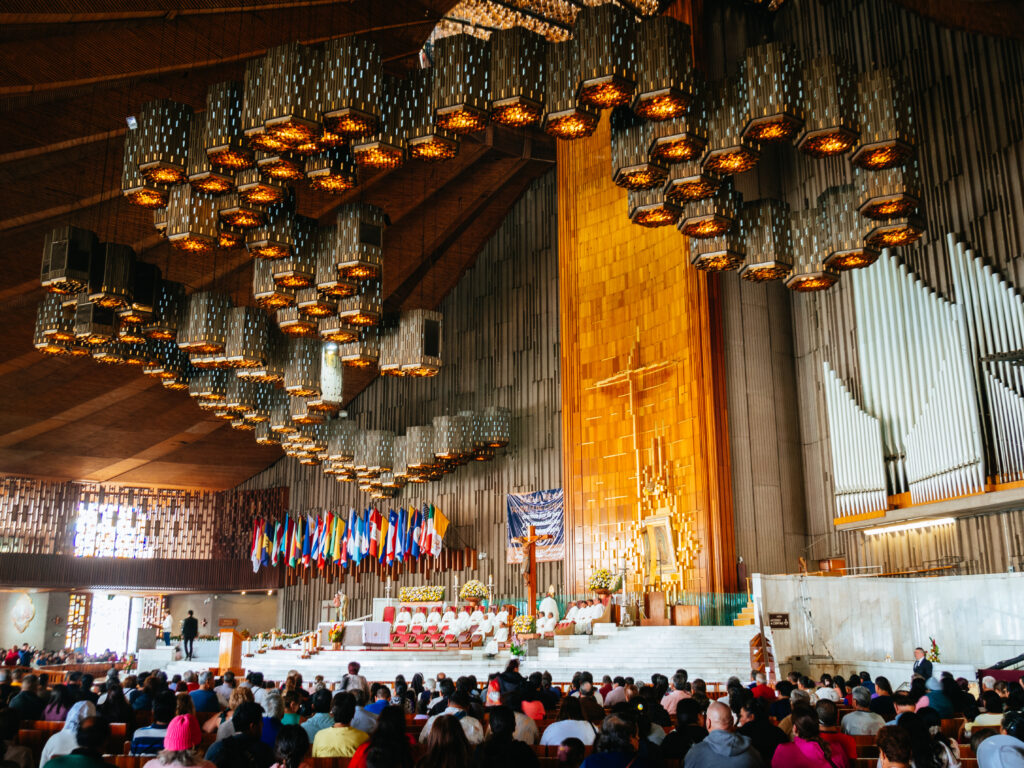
181 610 199 661
913 646 933 679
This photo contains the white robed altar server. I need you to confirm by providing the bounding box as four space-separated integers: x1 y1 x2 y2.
538 585 560 621
494 607 510 642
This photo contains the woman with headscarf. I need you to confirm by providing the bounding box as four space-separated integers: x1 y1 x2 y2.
39 701 97 766
143 714 212 768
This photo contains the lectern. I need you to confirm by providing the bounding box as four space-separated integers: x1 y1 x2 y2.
218 628 242 674
641 590 669 626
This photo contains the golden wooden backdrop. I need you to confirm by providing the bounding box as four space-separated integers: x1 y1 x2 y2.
558 114 735 596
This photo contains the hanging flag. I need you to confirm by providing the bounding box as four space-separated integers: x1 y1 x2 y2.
361 508 371 559
278 517 289 559
332 515 344 563
288 516 299 568
410 508 423 559
430 505 449 556
395 507 407 562
302 514 313 566
270 521 281 567
378 509 390 564
261 521 274 568
319 512 332 569
251 519 263 573
338 516 348 566
369 507 381 559
420 505 433 556
386 509 399 565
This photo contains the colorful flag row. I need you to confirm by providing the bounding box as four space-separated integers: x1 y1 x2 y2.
250 504 450 573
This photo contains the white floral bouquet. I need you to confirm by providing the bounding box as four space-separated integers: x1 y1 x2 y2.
459 579 489 599
512 615 536 634
400 585 445 602
588 568 621 591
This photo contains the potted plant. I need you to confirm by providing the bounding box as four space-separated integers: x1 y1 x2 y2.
459 579 488 607
329 623 344 650
510 642 526 658
587 568 621 596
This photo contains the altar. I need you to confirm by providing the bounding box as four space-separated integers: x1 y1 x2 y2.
316 620 390 647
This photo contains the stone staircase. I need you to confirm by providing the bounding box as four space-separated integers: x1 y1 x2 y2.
164 624 757 684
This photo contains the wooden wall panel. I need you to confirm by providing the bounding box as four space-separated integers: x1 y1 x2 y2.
557 114 734 596
240 172 565 630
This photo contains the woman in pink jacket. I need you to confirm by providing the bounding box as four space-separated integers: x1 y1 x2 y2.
771 710 851 768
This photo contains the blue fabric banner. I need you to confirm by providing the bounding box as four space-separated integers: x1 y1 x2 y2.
506 488 565 563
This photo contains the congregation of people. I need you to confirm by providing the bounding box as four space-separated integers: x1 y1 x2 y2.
1 654 1023 768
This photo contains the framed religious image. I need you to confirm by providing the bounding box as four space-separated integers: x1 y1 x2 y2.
642 511 677 578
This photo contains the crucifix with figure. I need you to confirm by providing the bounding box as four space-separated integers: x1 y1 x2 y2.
514 525 552 615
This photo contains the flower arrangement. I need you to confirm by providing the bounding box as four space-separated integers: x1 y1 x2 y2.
459 580 489 600
512 615 536 634
927 637 941 663
239 629 252 640
588 569 621 591
510 642 526 657
400 585 446 602
328 623 345 643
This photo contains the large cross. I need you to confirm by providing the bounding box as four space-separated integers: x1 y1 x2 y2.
590 331 674 522
513 524 552 615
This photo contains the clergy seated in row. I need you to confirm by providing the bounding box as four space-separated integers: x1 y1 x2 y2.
392 605 413 633
559 599 605 635
409 608 427 633
426 608 442 631
537 612 558 634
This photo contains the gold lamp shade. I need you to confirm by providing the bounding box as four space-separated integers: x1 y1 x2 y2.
143 280 184 341
819 184 878 271
408 68 459 162
314 225 357 298
137 99 193 185
237 326 287 384
628 187 681 228
743 42 804 143
223 306 269 369
688 222 746 272
118 261 162 326
489 26 546 128
320 35 381 139
253 257 296 311
611 108 666 191
664 159 720 204
864 217 926 249
296 287 337 319
352 74 407 170
271 215 316 287
33 294 76 354
177 291 231 355
632 16 692 121
338 278 381 327
339 327 379 368
648 71 708 163
186 112 234 195
851 68 915 170
543 39 598 140
246 200 296 260
702 74 759 174
256 150 305 181
205 80 254 171
796 54 859 158
236 166 287 207
856 161 922 221
739 198 793 283
276 306 317 338
678 180 741 239
318 314 359 344
165 185 219 253
41 225 96 296
88 243 135 310
574 4 636 110
399 309 442 376
262 43 322 147
121 122 168 209
74 293 116 345
306 145 357 193
432 33 490 134
333 203 386 281
785 206 839 292
218 190 269 229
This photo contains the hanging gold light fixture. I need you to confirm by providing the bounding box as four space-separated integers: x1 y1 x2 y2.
739 198 793 282
256 150 305 182
263 43 322 147
688 220 746 272
819 185 878 271
116 317 148 344
339 327 379 368
648 71 707 163
269 388 299 434
489 26 546 128
352 74 407 170
254 421 281 446
796 54 858 158
241 381 273 423
237 326 287 384
475 405 511 448
137 99 193 185
218 190 268 229
74 293 116 345
204 80 254 171
702 73 759 174
271 215 316 287
276 306 317 337
296 287 337 318
399 309 443 376
236 167 287 206
851 68 915 170
785 206 838 292
856 161 921 220
320 35 381 139
334 203 386 281
253 256 296 310
611 108 666 190
121 122 168 209
160 354 193 391
306 145 357 193
633 16 692 121
33 294 75 355
575 4 636 109
378 323 404 376
743 42 804 143
143 280 184 341
40 225 96 295
408 69 459 162
153 207 167 238
218 223 245 251
223 306 269 369
88 243 135 309
314 225 357 299
327 418 359 464
663 159 720 204
247 199 296 260
242 55 281 153
433 33 490 134
143 339 184 379
678 180 741 239
864 215 926 250
283 337 344 411
186 113 234 195
177 291 230 355
338 278 381 327
165 185 219 253
543 39 597 140
118 262 161 326
318 314 359 344
405 424 436 476
628 187 680 228
189 369 229 405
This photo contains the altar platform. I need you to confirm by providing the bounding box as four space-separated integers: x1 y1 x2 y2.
162 624 757 683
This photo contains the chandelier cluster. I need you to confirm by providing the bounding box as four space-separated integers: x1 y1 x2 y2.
611 39 921 291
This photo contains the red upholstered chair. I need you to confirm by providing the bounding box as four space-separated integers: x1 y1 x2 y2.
382 605 396 625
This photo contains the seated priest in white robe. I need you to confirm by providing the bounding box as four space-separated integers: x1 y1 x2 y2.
563 603 579 625
538 586 560 622
409 608 427 632
573 601 593 635
471 613 493 641
394 606 412 632
468 606 485 627
440 607 457 634
538 612 557 634
455 609 472 634
494 608 510 643
426 607 442 631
